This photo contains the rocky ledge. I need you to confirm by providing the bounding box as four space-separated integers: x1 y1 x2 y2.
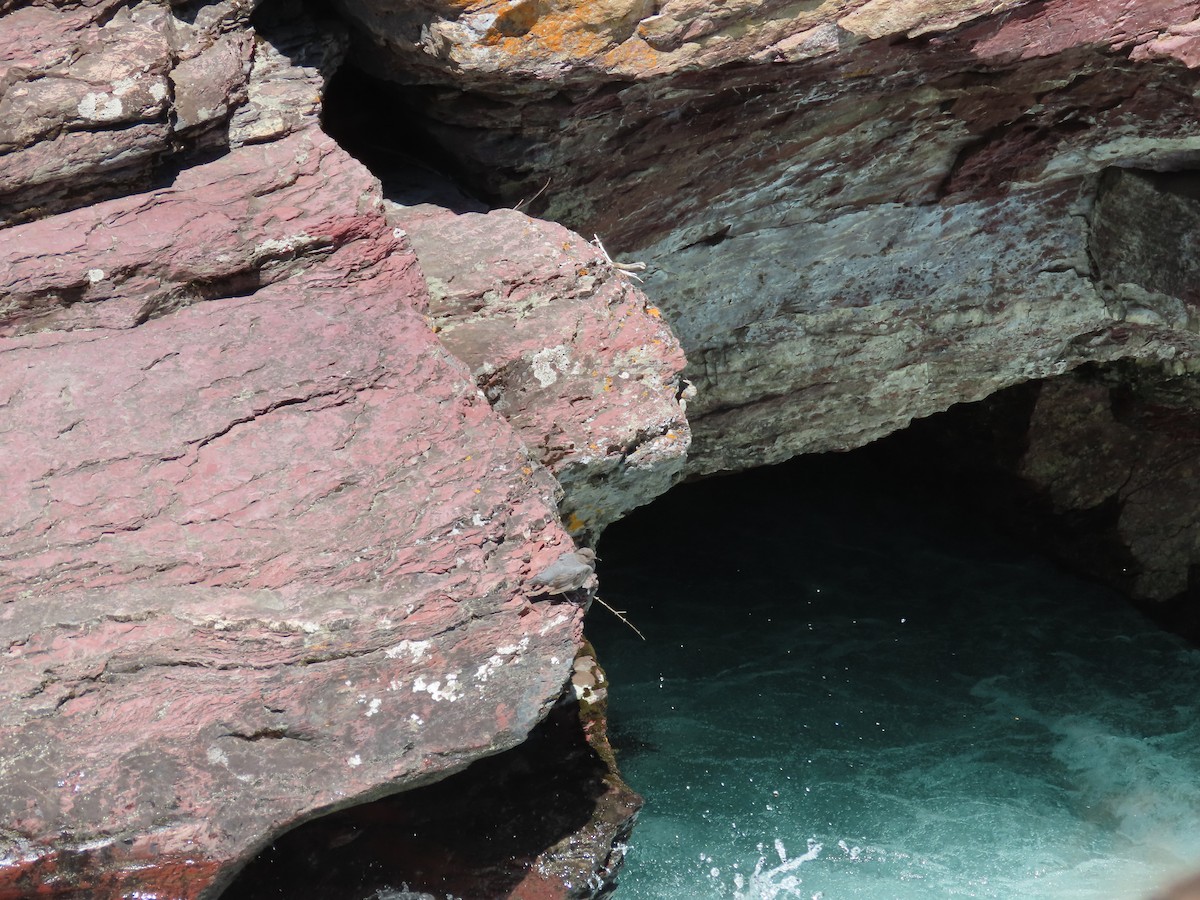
0 1 685 893
8 0 1200 896
337 0 1200 618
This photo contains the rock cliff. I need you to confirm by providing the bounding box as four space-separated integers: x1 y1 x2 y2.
6 0 1200 896
0 1 683 895
332 0 1200 613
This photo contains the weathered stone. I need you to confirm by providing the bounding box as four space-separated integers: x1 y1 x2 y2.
0 0 343 224
1091 167 1200 314
0 128 587 898
228 0 349 147
171 33 253 131
335 0 1200 475
1021 366 1200 607
390 202 690 543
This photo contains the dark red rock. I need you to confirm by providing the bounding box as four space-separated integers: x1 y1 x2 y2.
0 0 342 224
222 651 641 900
0 128 587 898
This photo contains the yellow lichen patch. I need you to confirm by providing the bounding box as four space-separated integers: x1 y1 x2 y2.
490 0 544 38
602 34 663 74
565 511 588 533
483 0 658 66
646 306 661 318
603 376 614 392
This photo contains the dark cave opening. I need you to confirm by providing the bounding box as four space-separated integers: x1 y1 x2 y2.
580 366 1200 898
591 361 1194 647
319 61 495 212
584 408 1200 898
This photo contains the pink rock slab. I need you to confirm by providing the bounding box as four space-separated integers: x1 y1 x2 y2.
0 129 584 898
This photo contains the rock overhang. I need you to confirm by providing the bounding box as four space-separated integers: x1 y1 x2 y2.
322 0 1200 473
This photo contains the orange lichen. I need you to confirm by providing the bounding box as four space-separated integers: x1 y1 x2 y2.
602 35 662 72
481 0 663 74
565 511 587 533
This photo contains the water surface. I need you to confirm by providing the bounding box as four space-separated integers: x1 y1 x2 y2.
589 458 1200 899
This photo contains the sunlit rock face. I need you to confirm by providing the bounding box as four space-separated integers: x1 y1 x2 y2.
333 0 1200 471
389 202 690 544
0 0 685 895
0 0 345 225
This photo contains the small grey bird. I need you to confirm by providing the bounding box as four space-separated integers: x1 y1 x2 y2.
529 547 596 597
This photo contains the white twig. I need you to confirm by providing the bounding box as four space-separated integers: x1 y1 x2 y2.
594 596 646 640
592 234 647 282
514 176 552 212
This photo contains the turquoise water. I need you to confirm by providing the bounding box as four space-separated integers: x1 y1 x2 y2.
588 461 1200 900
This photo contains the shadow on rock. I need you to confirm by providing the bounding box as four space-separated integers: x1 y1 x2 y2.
223 696 641 900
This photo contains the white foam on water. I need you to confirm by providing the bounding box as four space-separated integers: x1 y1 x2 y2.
730 839 824 900
591 476 1200 900
1051 715 1200 864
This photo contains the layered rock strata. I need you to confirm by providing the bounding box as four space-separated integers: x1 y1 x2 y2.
0 0 343 225
0 2 685 895
330 0 1200 461
0 125 579 898
331 0 1200 609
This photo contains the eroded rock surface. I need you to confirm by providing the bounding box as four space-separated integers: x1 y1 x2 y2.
1021 366 1200 613
390 202 690 543
0 125 595 898
0 0 342 225
336 0 1200 472
223 649 641 900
